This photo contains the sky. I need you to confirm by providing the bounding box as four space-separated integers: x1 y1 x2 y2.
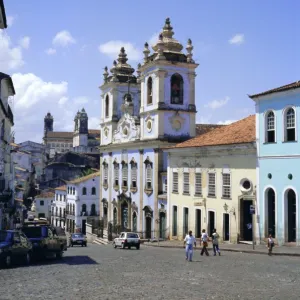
2 0 300 143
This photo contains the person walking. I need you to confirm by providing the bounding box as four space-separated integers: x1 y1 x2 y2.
184 230 197 261
212 228 221 256
200 229 209 256
267 234 274 256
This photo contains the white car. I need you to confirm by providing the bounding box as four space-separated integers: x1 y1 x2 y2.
113 232 140 249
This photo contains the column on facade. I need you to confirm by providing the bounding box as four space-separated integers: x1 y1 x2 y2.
153 148 159 234
128 200 132 231
139 150 144 232
99 153 103 223
188 72 196 105
108 152 113 227
155 70 168 106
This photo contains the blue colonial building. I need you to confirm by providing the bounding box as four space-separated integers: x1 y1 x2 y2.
99 18 198 239
250 81 300 245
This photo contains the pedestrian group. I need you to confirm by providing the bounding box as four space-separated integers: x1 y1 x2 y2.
184 228 221 262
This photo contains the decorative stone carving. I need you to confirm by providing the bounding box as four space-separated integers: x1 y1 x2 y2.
112 198 117 207
169 111 185 132
103 126 109 138
145 114 154 133
113 113 140 143
132 201 138 213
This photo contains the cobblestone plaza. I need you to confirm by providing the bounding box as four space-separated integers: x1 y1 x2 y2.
1 245 300 300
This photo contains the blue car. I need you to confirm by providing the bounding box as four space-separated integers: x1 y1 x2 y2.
0 230 33 268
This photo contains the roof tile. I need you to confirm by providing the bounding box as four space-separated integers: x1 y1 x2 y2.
173 115 255 149
68 171 100 184
55 185 67 191
249 80 300 98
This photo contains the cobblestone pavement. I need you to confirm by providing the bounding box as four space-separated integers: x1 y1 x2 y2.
1 244 300 300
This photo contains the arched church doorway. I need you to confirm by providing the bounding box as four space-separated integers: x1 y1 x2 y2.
287 189 296 242
143 206 153 239
121 201 128 231
266 188 276 237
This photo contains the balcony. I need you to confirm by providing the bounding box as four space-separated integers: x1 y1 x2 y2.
0 189 12 203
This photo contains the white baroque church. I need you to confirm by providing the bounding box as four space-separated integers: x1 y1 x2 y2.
99 18 198 239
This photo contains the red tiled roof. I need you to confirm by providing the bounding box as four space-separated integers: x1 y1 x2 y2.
55 185 67 191
46 131 73 138
195 124 224 136
68 171 100 184
37 192 55 198
172 115 255 149
249 80 300 98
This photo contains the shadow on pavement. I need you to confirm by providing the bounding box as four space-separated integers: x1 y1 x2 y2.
11 255 98 268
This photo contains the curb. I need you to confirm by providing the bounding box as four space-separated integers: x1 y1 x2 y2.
143 244 300 257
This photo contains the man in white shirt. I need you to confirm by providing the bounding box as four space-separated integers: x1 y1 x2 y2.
200 229 209 256
184 230 197 261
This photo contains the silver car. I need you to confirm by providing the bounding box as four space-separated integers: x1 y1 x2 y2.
70 233 87 247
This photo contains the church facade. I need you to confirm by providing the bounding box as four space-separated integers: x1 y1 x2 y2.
43 109 100 158
99 18 198 239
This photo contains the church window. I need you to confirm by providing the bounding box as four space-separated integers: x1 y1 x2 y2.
114 163 119 186
145 164 152 190
147 77 153 105
82 187 87 195
103 163 108 186
131 163 137 188
91 187 96 195
122 163 128 187
170 73 184 104
72 187 75 195
105 95 109 118
91 204 96 216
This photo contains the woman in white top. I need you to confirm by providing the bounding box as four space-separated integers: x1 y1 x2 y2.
184 230 197 261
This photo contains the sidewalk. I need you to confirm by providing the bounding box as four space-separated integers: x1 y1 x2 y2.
143 240 300 257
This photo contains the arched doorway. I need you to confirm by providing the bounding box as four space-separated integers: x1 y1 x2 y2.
266 188 276 237
286 189 296 242
113 207 117 226
159 211 166 239
143 206 153 239
121 201 128 231
132 212 137 232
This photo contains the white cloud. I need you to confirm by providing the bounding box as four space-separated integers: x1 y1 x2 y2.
148 31 160 46
7 16 15 27
11 73 99 143
19 36 30 49
0 30 24 72
197 114 212 124
204 96 229 110
45 48 56 55
73 96 89 105
229 34 245 45
52 30 76 47
217 119 237 125
58 96 68 106
98 40 141 61
80 44 88 52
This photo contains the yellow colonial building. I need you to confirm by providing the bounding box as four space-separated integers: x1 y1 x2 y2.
165 115 257 243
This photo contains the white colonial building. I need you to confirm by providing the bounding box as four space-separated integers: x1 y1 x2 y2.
165 116 257 243
31 191 54 220
65 171 100 234
51 185 67 228
99 18 199 239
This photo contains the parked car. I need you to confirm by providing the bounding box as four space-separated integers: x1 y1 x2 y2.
113 232 140 249
69 233 87 247
0 230 33 268
52 227 68 251
21 223 66 259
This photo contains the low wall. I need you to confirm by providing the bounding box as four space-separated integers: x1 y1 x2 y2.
86 223 97 243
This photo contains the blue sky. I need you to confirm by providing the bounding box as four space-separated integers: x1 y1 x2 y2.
2 0 300 143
